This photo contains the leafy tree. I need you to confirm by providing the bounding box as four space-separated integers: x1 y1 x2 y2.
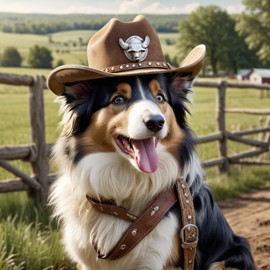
177 5 256 75
236 0 270 64
219 18 259 73
1 47 22 67
28 45 53 68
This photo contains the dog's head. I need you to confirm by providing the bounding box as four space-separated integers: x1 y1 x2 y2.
57 73 196 175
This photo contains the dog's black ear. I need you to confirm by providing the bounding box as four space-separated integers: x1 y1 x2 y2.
63 81 90 102
171 74 194 97
60 81 97 136
168 73 195 116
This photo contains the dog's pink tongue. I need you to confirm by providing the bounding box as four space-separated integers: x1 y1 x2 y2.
131 138 159 173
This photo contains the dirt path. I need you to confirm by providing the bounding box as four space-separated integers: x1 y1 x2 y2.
219 186 270 270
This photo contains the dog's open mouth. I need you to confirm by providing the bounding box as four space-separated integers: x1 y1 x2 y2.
115 135 159 173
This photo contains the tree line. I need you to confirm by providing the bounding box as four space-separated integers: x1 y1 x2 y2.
0 13 184 34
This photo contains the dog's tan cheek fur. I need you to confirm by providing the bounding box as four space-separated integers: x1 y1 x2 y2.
160 104 185 159
107 110 129 138
77 105 124 153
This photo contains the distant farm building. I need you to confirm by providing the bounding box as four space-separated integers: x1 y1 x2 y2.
238 68 270 84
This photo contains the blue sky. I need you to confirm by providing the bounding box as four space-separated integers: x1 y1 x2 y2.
0 0 244 14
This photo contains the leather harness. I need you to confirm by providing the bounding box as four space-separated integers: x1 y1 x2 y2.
86 178 198 269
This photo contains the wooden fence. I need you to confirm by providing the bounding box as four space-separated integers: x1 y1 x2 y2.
0 73 50 205
193 80 270 172
0 72 269 205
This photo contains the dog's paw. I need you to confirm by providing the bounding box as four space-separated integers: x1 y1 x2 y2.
208 262 239 270
76 264 82 270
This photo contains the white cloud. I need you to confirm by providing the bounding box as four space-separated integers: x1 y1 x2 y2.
226 4 244 14
0 0 242 15
182 3 201 13
64 6 112 14
0 1 63 14
119 0 146 13
119 0 200 14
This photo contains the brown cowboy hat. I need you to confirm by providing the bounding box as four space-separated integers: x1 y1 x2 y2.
47 15 206 95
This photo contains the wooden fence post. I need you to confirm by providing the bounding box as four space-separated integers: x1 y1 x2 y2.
216 80 229 173
28 75 49 205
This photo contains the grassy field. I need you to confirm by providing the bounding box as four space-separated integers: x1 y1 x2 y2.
0 30 179 67
0 29 270 269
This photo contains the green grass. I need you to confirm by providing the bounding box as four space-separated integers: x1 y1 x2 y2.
0 193 75 270
157 32 178 57
0 32 49 49
207 166 270 201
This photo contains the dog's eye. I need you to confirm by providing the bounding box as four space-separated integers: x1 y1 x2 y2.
112 95 126 105
156 94 165 103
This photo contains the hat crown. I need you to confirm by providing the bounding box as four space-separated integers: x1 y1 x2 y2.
47 15 206 95
87 15 166 71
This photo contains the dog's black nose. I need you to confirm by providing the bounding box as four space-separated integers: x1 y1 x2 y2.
144 114 165 133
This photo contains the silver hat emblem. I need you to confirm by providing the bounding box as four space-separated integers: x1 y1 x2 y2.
119 35 150 62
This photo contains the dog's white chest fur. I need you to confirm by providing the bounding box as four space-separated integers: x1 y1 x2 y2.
51 148 181 270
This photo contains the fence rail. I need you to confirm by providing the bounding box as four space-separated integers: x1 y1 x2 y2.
0 72 269 204
194 80 270 172
0 73 49 204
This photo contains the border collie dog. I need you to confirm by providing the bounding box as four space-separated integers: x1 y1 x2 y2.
50 73 255 270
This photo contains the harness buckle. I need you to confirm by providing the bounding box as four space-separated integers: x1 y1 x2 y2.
180 224 199 247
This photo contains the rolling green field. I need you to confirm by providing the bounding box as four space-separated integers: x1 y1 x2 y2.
0 29 270 269
0 30 179 67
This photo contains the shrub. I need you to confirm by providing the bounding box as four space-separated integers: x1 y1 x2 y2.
55 59 65 67
28 45 53 68
1 47 22 67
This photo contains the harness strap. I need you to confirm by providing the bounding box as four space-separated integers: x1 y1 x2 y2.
86 179 198 269
86 196 138 222
176 179 198 270
87 185 177 260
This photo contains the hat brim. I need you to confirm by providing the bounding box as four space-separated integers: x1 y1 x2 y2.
48 44 206 95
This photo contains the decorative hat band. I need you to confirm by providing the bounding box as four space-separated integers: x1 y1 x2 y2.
103 61 171 73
